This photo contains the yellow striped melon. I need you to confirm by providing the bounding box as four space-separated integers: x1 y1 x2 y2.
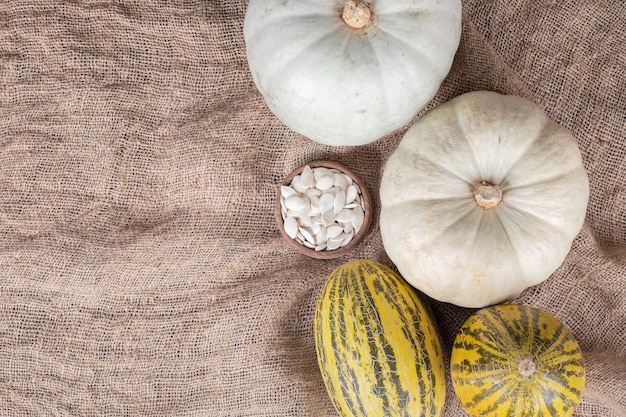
314 260 445 417
450 304 585 417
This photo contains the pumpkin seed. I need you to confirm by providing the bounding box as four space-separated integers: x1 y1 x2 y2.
305 188 321 198
316 175 334 191
300 165 314 188
314 167 331 181
352 206 364 230
291 175 308 193
281 185 297 199
326 225 344 239
302 240 316 249
333 172 348 189
310 222 321 235
346 184 358 204
318 193 334 214
336 209 356 223
322 210 336 226
284 195 307 212
333 190 346 214
300 227 316 245
326 238 342 251
284 217 299 239
299 215 314 229
280 165 367 252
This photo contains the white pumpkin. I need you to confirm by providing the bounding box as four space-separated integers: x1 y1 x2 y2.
379 91 590 308
244 0 462 146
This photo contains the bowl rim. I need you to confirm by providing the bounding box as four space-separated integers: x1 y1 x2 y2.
275 160 373 259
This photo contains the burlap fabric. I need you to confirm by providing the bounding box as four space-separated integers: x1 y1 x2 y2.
0 0 624 415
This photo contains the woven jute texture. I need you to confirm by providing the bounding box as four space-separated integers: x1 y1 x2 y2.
0 0 624 416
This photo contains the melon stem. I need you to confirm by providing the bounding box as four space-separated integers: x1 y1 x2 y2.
518 356 537 378
342 0 371 29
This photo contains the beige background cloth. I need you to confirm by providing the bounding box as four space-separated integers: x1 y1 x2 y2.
0 0 624 415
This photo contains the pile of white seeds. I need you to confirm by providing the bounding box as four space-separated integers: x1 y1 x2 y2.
279 165 366 251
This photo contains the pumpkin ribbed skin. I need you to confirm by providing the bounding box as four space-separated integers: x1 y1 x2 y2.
379 91 590 308
451 304 585 417
244 0 462 146
315 260 445 417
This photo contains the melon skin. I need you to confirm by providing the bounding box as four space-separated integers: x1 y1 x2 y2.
450 304 585 417
314 260 445 417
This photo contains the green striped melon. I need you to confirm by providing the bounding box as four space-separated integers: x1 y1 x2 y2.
314 260 445 417
450 304 585 417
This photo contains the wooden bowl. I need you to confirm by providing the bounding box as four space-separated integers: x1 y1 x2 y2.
275 160 373 259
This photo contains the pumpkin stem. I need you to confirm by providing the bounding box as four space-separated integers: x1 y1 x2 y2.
473 182 502 209
342 0 371 29
517 356 537 378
